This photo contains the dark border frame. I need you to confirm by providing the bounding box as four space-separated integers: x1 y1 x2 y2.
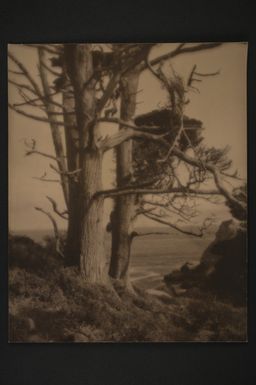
1 1 255 384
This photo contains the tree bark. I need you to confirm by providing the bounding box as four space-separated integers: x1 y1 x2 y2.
80 150 107 282
109 69 140 283
62 85 81 266
64 44 108 283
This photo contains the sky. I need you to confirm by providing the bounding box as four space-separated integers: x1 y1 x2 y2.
8 43 247 232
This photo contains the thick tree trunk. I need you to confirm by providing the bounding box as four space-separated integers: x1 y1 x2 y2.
80 150 107 282
64 44 107 283
109 70 140 282
63 86 81 266
109 194 135 280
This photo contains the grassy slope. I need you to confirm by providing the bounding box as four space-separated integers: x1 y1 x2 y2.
8 236 247 343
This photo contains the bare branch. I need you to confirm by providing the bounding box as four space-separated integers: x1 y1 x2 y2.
172 147 246 213
194 69 221 77
25 149 63 161
142 43 223 71
46 196 68 220
187 64 220 89
23 44 62 55
132 206 157 219
8 79 39 97
35 206 64 257
9 102 65 125
97 125 167 151
97 117 161 132
8 51 43 97
24 139 67 162
157 116 184 163
146 54 170 90
143 212 204 237
142 199 193 223
32 172 60 183
8 69 24 75
11 91 63 109
131 230 170 238
220 171 245 181
97 185 221 198
46 110 75 116
49 163 81 179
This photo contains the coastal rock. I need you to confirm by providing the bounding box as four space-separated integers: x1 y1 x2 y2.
164 219 247 305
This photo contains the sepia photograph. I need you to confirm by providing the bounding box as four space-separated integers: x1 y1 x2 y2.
8 42 247 343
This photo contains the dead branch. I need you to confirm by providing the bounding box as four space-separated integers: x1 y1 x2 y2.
142 199 193 223
46 110 75 116
143 212 204 237
157 116 184 163
32 172 60 183
8 69 24 75
97 117 161 132
11 91 63 109
187 64 220 89
132 206 157 219
8 52 43 97
46 196 68 220
97 185 221 198
24 139 67 162
25 149 63 161
8 103 64 125
97 126 168 151
172 147 246 213
131 230 170 239
194 69 221 77
49 163 81 178
142 43 223 71
146 54 170 91
23 44 62 55
35 206 64 257
220 171 245 181
8 79 39 97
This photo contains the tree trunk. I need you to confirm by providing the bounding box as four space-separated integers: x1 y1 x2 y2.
38 48 69 208
63 85 81 266
109 194 135 280
64 44 108 283
109 70 140 283
80 149 107 282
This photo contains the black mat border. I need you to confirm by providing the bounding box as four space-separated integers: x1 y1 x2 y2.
0 1 255 384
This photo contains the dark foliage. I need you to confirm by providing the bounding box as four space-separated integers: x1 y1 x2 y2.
8 234 62 274
133 109 204 184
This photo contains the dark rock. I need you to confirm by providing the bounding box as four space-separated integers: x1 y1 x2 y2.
164 219 247 306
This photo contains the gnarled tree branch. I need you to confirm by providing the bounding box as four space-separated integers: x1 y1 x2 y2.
46 196 68 220
35 206 64 257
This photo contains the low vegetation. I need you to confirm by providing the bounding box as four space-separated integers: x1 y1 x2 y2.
8 234 247 343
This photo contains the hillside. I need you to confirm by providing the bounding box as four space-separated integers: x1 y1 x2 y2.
9 234 246 342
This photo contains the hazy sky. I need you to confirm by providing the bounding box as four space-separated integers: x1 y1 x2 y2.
8 43 247 232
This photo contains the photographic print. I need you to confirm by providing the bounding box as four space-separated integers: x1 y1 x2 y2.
8 43 247 342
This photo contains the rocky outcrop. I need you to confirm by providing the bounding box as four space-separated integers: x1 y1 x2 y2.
164 219 247 306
